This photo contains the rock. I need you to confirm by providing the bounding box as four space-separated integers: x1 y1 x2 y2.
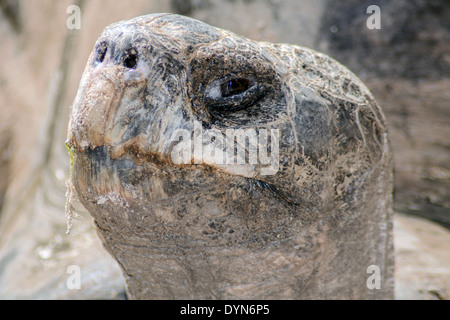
394 213 450 300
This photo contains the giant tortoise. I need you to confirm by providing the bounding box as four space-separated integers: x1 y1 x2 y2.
66 13 394 299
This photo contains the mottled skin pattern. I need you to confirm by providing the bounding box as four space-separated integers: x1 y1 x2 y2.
67 13 394 299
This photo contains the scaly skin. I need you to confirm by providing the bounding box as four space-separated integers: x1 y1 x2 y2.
67 13 394 299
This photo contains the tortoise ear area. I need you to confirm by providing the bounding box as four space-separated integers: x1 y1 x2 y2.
292 88 336 166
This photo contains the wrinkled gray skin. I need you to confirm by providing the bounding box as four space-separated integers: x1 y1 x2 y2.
67 13 394 299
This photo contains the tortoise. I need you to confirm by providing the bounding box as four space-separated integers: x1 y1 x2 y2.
66 13 394 299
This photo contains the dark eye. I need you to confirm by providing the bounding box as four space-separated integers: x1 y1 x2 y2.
204 76 264 114
221 78 251 97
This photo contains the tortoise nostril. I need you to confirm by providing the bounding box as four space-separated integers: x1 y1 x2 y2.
96 42 108 63
124 50 138 69
124 55 137 68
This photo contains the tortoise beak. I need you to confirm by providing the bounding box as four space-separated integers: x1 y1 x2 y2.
68 64 126 153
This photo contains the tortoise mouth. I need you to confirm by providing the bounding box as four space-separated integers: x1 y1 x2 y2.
71 144 232 205
71 142 303 209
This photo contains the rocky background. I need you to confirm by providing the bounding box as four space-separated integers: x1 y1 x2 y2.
0 0 448 299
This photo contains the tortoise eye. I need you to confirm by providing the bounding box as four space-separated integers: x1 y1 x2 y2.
221 78 251 97
204 76 265 114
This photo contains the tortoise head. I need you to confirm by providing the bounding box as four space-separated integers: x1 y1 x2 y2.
67 14 392 299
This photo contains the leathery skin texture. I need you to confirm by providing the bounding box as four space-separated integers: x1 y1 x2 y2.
66 13 394 299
